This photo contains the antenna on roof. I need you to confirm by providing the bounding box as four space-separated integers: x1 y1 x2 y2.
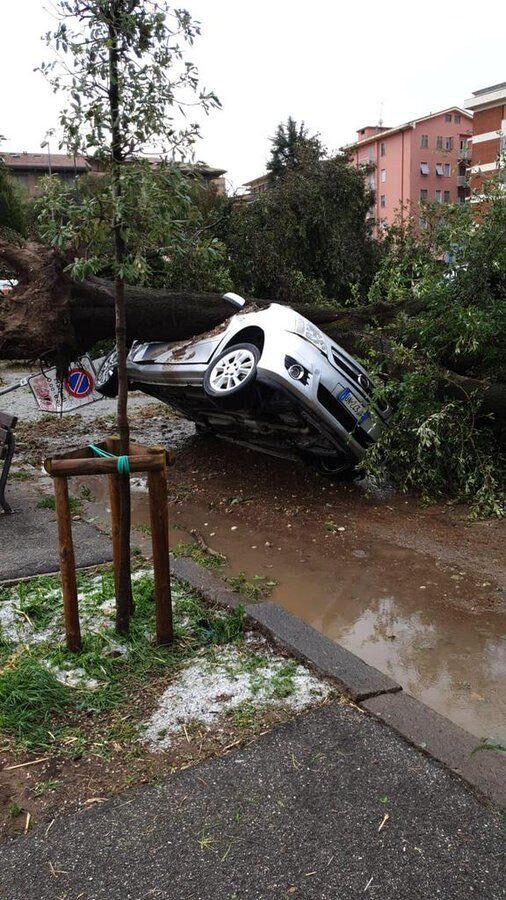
379 100 384 128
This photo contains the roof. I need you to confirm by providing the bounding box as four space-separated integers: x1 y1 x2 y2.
243 174 269 187
343 107 473 151
465 82 506 110
470 82 506 98
1 152 90 171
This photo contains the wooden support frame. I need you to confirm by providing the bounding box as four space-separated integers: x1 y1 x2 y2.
44 439 174 651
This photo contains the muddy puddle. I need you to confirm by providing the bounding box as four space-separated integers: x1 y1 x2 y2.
73 475 506 744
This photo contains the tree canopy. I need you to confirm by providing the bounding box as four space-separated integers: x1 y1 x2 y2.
225 149 378 304
0 164 26 237
267 117 322 179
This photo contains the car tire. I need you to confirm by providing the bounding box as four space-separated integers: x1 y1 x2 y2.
204 343 260 405
96 349 119 398
314 457 358 481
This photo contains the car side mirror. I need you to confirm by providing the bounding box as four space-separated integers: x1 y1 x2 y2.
223 291 246 309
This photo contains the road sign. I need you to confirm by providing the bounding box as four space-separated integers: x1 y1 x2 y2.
65 367 95 399
29 356 103 413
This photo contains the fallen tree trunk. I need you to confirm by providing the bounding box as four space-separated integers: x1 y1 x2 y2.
0 238 406 362
1 238 505 421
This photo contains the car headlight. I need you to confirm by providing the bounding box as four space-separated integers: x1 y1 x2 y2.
295 317 328 356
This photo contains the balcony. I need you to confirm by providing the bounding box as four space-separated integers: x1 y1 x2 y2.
458 148 471 161
457 175 469 188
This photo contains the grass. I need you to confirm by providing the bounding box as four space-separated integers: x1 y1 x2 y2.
173 541 226 570
0 569 246 753
8 802 23 818
10 470 33 482
33 780 60 797
227 572 278 603
0 657 70 747
37 495 83 514
79 484 94 502
250 661 297 699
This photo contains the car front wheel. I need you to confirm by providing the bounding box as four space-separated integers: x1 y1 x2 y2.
203 343 260 403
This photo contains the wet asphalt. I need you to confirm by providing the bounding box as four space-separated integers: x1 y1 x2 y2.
0 702 503 900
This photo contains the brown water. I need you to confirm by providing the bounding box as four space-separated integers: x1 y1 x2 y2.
74 475 506 744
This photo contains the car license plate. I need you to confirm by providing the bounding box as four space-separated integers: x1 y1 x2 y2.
338 388 369 422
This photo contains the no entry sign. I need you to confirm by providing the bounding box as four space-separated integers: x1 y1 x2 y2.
29 356 103 413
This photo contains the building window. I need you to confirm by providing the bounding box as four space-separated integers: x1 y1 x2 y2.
420 189 428 202
420 162 430 175
435 163 444 176
380 169 386 183
444 190 451 203
368 146 375 161
419 217 427 230
443 162 451 176
380 142 386 157
420 134 428 148
444 137 453 151
380 194 386 208
445 113 452 123
454 113 461 124
435 189 443 203
436 136 443 149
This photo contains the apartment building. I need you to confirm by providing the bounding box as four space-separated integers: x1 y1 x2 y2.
464 82 506 192
344 108 473 232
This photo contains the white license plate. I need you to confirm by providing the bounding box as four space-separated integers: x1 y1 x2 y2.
338 388 369 422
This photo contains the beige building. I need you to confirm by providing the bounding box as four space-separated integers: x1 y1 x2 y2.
241 173 270 201
1 152 227 197
0 152 90 197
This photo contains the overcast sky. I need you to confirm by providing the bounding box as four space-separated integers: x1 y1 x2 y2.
1 0 504 191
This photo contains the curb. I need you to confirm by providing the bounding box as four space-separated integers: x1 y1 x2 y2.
363 693 506 808
170 555 400 700
170 552 505 808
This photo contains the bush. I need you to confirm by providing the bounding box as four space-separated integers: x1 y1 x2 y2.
363 184 506 517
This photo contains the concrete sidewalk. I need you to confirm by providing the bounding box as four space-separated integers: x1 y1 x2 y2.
0 482 112 581
0 703 503 900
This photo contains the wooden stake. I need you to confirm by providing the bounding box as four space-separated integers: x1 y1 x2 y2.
53 476 81 652
147 465 173 645
108 473 121 603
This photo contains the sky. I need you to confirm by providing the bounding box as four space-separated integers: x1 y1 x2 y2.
1 0 505 192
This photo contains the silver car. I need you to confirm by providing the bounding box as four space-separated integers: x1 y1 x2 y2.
96 294 390 476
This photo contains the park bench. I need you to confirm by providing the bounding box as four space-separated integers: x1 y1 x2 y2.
0 411 17 514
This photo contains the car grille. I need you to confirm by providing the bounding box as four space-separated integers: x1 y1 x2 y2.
331 347 370 391
331 347 389 415
317 384 374 449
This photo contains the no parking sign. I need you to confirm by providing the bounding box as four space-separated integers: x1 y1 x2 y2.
65 367 95 400
29 356 104 413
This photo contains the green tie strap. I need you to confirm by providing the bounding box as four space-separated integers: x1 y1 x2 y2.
88 443 130 475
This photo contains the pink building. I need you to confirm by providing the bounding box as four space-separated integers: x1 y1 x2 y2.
344 108 473 233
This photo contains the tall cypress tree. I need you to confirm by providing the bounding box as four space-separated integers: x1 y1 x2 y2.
267 117 322 179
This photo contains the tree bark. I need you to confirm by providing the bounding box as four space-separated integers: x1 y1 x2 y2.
108 4 133 633
1 238 504 421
